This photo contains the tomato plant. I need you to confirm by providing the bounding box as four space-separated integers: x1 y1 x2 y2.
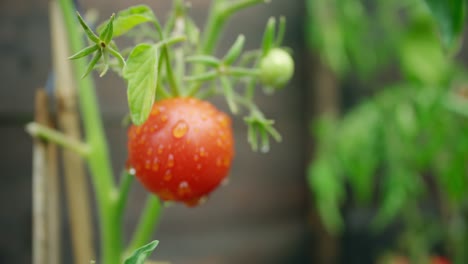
307 0 467 263
127 98 234 206
27 0 294 263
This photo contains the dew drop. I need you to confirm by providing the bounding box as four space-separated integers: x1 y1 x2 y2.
223 156 230 166
163 170 172 181
216 138 223 147
172 120 189 139
157 144 164 154
152 163 159 172
160 114 168 122
196 164 202 170
193 154 199 161
145 160 151 169
147 148 153 155
216 157 222 167
128 167 136 175
178 181 191 195
221 178 230 186
152 157 159 172
186 196 208 207
260 144 270 153
199 147 207 157
164 201 174 208
167 154 175 168
197 196 208 205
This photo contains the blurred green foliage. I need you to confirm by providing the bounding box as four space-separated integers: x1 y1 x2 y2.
306 0 468 262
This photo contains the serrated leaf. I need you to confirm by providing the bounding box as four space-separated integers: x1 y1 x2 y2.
400 17 449 84
100 5 156 38
424 0 466 51
307 158 344 233
123 44 160 125
124 240 159 264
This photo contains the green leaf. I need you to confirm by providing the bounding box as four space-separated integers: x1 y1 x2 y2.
68 45 99 60
424 0 466 51
76 12 100 43
184 71 217 82
275 16 286 47
223 35 245 65
186 55 220 67
124 240 159 264
220 77 238 113
102 5 156 38
307 158 344 233
123 44 161 125
261 17 276 55
185 17 200 45
400 17 449 84
99 13 115 44
82 50 102 79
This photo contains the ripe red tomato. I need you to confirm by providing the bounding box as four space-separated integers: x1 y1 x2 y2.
127 97 235 206
431 256 451 264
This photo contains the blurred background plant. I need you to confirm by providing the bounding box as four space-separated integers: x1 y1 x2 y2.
306 0 468 263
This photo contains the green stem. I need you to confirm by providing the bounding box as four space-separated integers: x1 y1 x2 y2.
57 0 121 263
188 0 265 96
115 171 134 219
126 195 162 254
26 122 90 156
200 0 267 54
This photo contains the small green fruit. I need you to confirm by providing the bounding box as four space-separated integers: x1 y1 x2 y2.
259 48 294 89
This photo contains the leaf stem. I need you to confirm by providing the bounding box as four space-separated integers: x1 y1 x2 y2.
115 171 134 219
26 122 90 156
201 0 268 54
57 0 121 263
126 195 162 255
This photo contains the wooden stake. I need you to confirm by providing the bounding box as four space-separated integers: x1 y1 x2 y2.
50 2 95 263
32 90 50 264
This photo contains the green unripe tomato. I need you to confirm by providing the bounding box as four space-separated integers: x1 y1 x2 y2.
259 48 294 89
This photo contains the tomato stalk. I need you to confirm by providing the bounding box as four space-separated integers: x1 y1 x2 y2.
57 0 122 263
126 196 163 255
200 0 269 54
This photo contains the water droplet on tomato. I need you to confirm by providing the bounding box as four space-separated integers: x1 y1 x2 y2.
172 120 188 138
221 178 230 186
178 181 191 195
145 160 151 169
198 196 208 205
216 157 222 167
147 148 153 155
196 164 202 170
199 147 207 157
167 154 175 168
216 138 223 147
157 144 164 154
160 114 168 122
163 170 172 181
193 154 199 161
128 167 136 175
